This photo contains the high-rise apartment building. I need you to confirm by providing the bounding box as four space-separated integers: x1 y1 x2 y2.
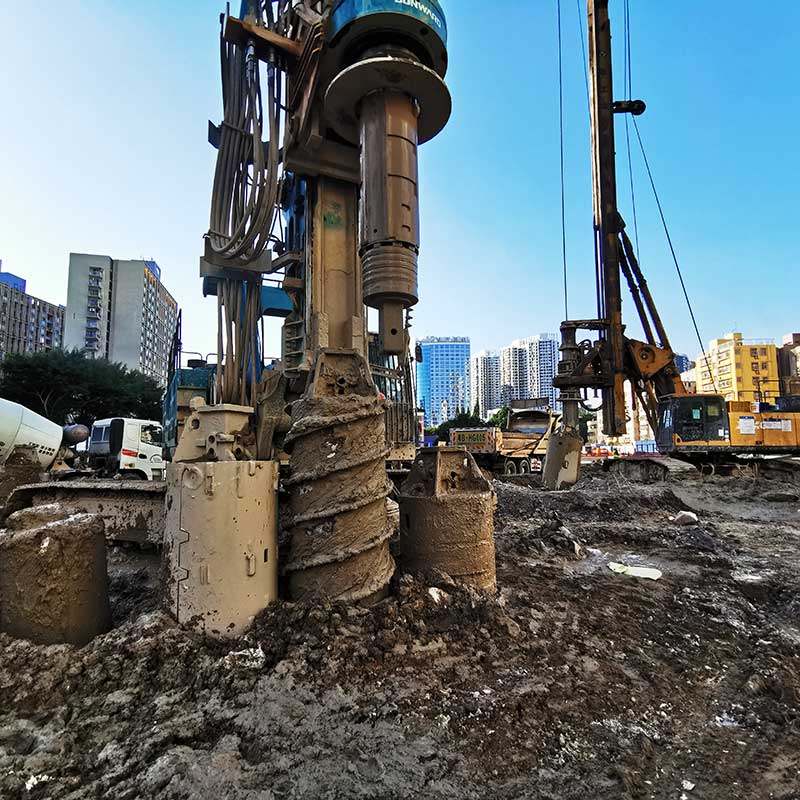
499 342 529 406
497 334 560 410
416 337 471 427
695 332 779 402
0 262 65 360
523 333 560 409
470 350 500 419
674 353 692 375
64 253 179 386
681 367 697 394
0 260 27 293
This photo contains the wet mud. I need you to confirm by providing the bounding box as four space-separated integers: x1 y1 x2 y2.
1 471 799 799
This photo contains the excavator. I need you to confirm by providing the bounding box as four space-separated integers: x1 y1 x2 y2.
544 0 800 489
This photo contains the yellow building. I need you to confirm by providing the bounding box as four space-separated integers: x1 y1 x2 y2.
696 333 780 403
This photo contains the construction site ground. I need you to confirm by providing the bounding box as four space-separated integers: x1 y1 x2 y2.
1 467 799 799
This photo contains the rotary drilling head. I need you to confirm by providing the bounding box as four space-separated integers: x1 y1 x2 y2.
324 0 451 353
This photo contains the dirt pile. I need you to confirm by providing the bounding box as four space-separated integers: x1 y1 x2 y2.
0 450 42 507
1 472 799 799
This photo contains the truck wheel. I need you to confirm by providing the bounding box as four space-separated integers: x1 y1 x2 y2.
518 458 531 474
120 470 147 481
503 460 517 475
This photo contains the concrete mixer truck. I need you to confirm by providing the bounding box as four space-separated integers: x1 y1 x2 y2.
0 398 89 473
0 399 167 545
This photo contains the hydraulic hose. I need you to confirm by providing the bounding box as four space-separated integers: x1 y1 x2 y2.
207 2 291 404
207 22 282 263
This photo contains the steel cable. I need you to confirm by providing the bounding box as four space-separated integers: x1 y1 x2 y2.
622 0 641 263
631 118 718 393
557 0 569 319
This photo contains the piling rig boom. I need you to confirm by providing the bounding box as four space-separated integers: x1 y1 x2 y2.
543 0 687 490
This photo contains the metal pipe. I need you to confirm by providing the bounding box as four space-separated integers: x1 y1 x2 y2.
588 0 627 436
620 229 672 351
618 242 656 346
359 88 421 355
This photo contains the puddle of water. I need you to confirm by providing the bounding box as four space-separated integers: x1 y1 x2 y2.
567 547 702 579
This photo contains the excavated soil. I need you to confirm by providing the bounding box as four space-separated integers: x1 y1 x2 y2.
1 471 800 799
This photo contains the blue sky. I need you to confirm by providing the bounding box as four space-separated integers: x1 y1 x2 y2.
1 1 798 362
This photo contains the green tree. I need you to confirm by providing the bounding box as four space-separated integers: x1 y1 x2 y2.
435 410 485 444
0 350 163 426
578 409 596 443
488 407 509 430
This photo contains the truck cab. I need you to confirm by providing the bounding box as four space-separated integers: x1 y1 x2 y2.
88 418 165 480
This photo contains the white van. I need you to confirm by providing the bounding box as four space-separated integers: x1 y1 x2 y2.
88 418 165 480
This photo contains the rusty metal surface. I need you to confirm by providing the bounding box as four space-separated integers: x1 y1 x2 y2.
398 449 496 591
0 505 111 645
2 481 167 545
285 351 394 603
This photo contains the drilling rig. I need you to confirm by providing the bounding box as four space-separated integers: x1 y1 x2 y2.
543 0 685 489
164 0 455 633
544 0 800 489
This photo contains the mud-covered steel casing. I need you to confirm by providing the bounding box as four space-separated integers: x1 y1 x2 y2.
330 0 448 74
0 508 111 646
542 429 583 490
164 460 278 637
398 448 497 590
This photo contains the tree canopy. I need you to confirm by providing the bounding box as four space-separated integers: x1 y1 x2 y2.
434 410 486 444
488 407 509 430
0 350 163 427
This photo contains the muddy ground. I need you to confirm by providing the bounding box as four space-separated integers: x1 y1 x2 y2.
1 469 799 799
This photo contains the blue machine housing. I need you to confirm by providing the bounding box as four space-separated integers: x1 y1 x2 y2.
329 0 448 76
331 0 447 43
162 366 217 454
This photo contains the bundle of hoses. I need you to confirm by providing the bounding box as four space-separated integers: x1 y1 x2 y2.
283 378 395 604
207 4 287 406
215 279 263 407
207 7 283 262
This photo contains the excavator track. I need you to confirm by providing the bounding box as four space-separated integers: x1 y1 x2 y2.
605 456 697 482
606 454 800 485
